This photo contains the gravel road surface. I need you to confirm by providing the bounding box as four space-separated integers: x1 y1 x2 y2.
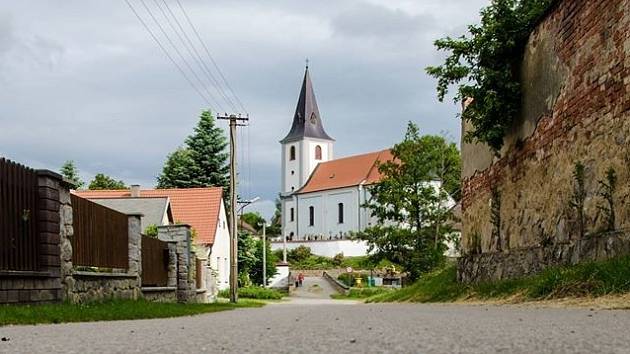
1 278 629 353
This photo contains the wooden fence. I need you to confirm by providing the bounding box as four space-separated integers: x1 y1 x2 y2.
71 195 129 269
141 236 169 287
0 158 40 271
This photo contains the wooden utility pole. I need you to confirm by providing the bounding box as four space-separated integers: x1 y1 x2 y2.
218 114 249 303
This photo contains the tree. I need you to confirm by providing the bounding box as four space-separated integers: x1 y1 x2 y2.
156 148 197 188
157 110 229 190
266 195 282 236
88 173 127 190
357 122 455 280
426 0 554 150
241 212 265 232
59 160 84 189
237 231 278 286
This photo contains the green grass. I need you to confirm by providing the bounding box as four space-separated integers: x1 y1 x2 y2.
366 255 630 303
330 287 395 299
0 299 264 326
218 286 285 300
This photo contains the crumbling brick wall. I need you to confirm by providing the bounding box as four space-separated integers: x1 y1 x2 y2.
459 0 630 282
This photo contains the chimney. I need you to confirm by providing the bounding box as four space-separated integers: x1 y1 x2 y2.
130 184 141 198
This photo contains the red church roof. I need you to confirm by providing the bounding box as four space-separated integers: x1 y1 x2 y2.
298 149 393 194
74 187 223 245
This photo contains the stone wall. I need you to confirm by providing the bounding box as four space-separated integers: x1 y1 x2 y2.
459 0 630 282
61 212 143 303
0 170 66 304
157 225 198 303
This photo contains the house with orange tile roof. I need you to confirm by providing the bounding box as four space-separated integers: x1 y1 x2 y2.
74 186 231 290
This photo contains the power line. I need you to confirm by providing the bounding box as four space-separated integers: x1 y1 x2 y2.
175 0 249 115
155 0 239 113
137 0 226 112
124 0 213 108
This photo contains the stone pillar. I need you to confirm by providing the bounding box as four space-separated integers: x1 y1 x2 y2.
37 170 67 303
158 225 195 303
127 214 142 299
55 173 76 303
166 242 178 288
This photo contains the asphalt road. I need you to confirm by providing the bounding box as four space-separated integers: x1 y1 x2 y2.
2 279 630 354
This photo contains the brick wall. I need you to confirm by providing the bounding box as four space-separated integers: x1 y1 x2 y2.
459 0 630 281
0 171 66 304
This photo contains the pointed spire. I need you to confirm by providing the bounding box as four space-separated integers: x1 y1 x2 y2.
280 65 334 143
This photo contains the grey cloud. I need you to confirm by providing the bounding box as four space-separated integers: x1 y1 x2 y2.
331 3 435 38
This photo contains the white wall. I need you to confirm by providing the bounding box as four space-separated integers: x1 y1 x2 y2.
207 201 231 290
268 264 290 289
270 239 369 258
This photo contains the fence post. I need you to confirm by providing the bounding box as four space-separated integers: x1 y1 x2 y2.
127 213 142 299
37 170 67 303
157 225 195 303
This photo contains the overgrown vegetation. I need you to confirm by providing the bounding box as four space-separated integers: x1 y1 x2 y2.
277 246 391 270
218 286 284 300
330 287 394 300
238 232 278 286
597 167 617 232
366 255 630 303
570 162 586 238
0 299 264 326
426 0 555 150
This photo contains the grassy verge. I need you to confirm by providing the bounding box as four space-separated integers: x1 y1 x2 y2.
366 255 630 303
218 286 285 300
0 299 264 326
330 287 395 300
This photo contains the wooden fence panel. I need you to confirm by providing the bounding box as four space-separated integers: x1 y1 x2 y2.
0 158 40 271
71 195 128 269
141 236 169 287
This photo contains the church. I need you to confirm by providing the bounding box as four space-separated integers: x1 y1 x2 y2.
277 66 393 257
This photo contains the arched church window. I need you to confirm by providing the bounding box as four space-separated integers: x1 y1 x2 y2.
309 206 315 226
315 145 322 160
290 146 296 161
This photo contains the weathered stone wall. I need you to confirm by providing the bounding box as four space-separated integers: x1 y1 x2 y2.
460 0 630 282
158 225 197 303
0 171 66 304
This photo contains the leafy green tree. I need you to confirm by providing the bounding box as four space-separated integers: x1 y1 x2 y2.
59 160 84 189
88 173 127 190
250 239 278 285
237 231 278 286
357 122 454 280
266 196 282 236
241 212 265 232
426 0 553 150
157 110 229 190
156 148 196 188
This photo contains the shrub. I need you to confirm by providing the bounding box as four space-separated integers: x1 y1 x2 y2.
218 286 284 300
287 246 312 263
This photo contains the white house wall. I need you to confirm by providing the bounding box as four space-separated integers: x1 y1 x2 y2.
270 239 369 258
207 201 231 290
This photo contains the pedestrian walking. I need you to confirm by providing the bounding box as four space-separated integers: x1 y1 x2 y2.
298 273 304 287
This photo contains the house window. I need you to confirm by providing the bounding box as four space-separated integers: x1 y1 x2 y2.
290 146 296 160
309 206 315 226
315 145 322 160
290 208 294 222
338 203 344 224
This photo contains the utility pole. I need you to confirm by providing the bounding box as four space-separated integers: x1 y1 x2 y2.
218 114 249 303
262 223 267 287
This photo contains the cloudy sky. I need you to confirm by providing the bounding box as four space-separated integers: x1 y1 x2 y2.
0 0 488 219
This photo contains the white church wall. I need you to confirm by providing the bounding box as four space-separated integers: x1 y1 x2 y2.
323 188 359 237
283 143 301 193
282 197 297 240
298 193 324 237
270 239 370 258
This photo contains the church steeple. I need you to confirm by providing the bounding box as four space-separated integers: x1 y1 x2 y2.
280 65 334 143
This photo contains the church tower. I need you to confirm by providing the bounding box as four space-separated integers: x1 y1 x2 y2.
280 65 334 240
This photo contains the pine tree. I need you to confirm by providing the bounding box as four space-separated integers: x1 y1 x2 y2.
156 148 197 188
59 160 85 189
185 110 229 189
88 173 127 190
157 110 229 190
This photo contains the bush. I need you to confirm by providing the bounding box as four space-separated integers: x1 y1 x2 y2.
332 253 344 266
332 287 395 299
337 273 354 287
287 246 312 263
218 286 284 300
